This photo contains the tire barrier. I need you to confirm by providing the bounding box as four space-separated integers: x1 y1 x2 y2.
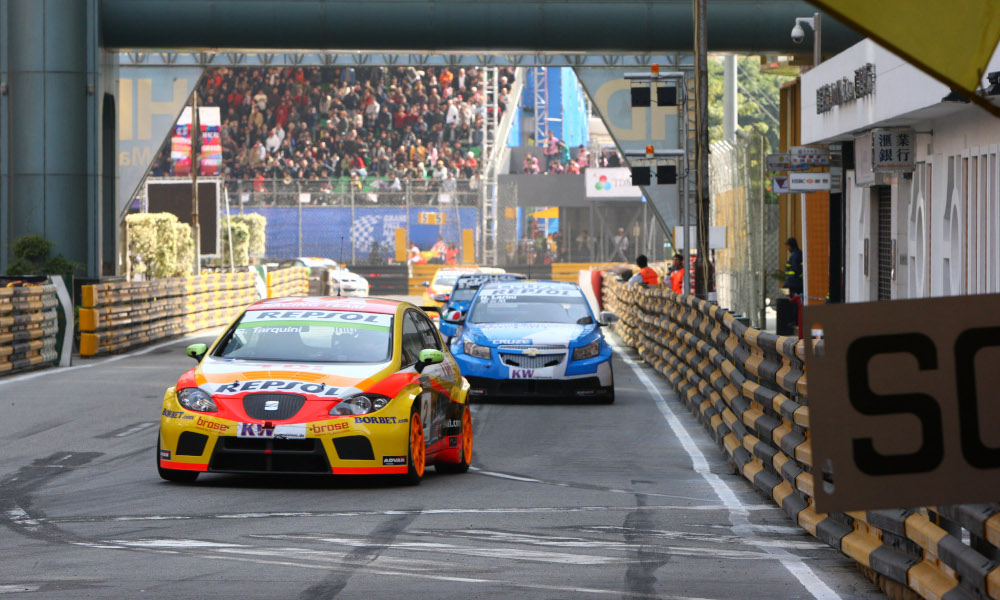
265 266 309 298
0 281 59 375
79 272 259 357
602 277 1000 600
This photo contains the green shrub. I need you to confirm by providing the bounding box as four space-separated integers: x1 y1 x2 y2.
231 214 267 258
5 234 79 276
126 213 195 278
220 220 250 267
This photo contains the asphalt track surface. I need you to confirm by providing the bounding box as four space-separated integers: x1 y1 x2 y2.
0 310 884 599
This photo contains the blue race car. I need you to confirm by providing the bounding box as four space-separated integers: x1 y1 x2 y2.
439 272 526 341
450 280 618 403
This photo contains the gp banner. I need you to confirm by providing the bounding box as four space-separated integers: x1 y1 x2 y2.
199 107 222 176
171 107 193 176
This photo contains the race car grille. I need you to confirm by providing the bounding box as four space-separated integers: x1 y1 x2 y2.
209 437 330 473
499 353 565 369
243 393 306 420
332 436 376 460
497 344 565 351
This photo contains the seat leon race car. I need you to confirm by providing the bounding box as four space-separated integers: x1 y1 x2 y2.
157 297 473 484
451 280 618 402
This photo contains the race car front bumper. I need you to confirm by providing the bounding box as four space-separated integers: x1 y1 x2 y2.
464 375 613 400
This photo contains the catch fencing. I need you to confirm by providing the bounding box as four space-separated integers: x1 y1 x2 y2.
0 281 59 375
603 278 1000 600
709 131 780 329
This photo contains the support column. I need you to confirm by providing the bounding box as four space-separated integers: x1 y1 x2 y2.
5 0 92 275
723 55 737 142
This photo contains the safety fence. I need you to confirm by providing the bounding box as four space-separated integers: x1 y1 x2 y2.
266 267 309 298
0 281 59 375
79 272 260 357
602 278 1000 600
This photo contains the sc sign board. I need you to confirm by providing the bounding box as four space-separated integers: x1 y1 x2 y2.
804 294 1000 513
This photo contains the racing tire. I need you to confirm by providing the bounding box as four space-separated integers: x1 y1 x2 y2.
157 440 199 483
401 407 426 486
596 386 615 405
436 404 473 474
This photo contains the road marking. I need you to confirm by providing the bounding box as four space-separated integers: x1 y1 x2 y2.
0 329 223 387
104 422 156 438
0 585 40 594
73 540 720 599
46 503 777 525
611 339 843 600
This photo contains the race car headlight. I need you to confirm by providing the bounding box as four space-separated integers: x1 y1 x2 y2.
572 339 601 361
331 394 392 415
176 387 218 412
464 341 491 360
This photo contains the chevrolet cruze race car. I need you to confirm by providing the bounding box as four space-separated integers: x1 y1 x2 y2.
157 297 472 484
438 272 526 342
450 280 618 402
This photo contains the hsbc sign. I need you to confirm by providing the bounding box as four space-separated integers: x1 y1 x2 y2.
805 294 1000 512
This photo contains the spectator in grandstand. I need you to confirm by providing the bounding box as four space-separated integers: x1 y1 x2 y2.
522 153 540 174
543 130 560 171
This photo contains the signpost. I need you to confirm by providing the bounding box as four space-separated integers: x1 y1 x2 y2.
804 295 1000 512
788 172 831 192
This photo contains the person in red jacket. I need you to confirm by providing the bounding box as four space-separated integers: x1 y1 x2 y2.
669 253 684 294
627 255 659 286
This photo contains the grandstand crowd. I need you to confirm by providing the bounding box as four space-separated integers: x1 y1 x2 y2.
149 66 515 186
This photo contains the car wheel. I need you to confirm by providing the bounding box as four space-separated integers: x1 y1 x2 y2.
597 387 615 404
401 408 426 485
157 439 199 483
436 404 473 474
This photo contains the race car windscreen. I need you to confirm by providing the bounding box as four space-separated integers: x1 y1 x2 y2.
452 274 526 303
434 272 463 288
213 310 392 363
467 287 594 325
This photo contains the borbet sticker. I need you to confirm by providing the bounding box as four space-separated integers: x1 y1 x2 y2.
382 455 407 466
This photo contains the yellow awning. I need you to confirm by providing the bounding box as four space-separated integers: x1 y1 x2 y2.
529 207 559 219
807 1 1000 118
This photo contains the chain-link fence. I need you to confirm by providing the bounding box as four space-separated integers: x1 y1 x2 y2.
218 178 482 265
709 130 779 329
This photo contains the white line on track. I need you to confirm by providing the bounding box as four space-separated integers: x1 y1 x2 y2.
0 585 40 594
0 329 224 387
113 422 156 438
610 338 842 600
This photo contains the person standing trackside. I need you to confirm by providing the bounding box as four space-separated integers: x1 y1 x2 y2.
669 253 684 294
612 227 629 261
784 237 803 296
627 255 659 286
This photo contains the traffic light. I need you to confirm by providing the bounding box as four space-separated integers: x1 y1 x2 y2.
656 85 678 106
657 165 677 184
630 86 651 108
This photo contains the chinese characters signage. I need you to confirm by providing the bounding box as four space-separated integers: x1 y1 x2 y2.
817 63 876 114
872 128 915 171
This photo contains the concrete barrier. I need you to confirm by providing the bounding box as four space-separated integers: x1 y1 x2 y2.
602 277 1000 600
79 272 259 357
0 280 59 374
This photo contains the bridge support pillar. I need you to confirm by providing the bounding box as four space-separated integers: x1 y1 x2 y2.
2 0 103 278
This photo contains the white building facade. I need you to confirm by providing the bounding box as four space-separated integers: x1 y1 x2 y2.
800 39 1000 302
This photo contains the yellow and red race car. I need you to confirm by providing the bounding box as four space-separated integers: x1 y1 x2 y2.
157 296 472 485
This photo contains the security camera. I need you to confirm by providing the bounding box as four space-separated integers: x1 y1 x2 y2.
791 23 805 44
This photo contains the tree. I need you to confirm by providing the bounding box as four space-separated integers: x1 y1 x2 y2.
708 56 790 153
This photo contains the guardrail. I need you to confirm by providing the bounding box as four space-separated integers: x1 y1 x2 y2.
602 277 1000 600
79 272 259 357
0 281 59 375
265 266 309 298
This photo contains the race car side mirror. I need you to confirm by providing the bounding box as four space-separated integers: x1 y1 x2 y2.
598 311 619 326
186 343 208 361
416 349 444 373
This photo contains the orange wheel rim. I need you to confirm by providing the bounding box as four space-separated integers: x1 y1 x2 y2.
410 415 425 477
461 406 473 464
